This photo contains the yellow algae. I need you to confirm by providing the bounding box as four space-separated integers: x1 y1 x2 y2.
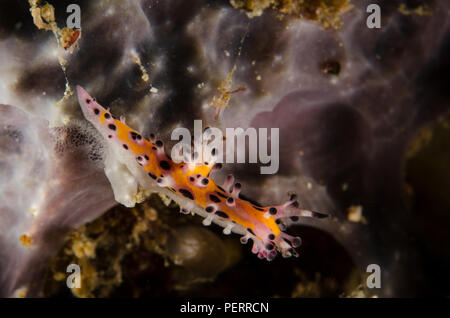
19 234 33 248
45 200 168 297
210 65 247 120
347 205 367 224
71 232 97 258
59 27 82 51
29 1 56 31
398 4 432 17
14 287 29 298
230 0 353 30
131 51 150 82
406 126 433 159
53 272 66 281
28 0 82 112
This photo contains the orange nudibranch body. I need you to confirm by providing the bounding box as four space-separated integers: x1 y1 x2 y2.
76 85 327 260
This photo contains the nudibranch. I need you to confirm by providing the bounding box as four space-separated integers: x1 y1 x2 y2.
76 86 327 261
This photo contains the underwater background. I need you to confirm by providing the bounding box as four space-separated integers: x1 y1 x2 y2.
0 0 449 297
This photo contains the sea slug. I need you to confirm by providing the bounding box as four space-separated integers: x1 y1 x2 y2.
76 85 327 261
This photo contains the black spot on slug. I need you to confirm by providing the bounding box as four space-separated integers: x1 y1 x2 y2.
94 108 99 115
205 206 214 213
247 228 256 236
159 160 171 170
290 216 299 222
144 155 149 160
179 189 194 200
123 144 128 150
268 234 275 240
216 192 228 199
215 211 229 219
156 140 163 147
216 185 227 193
86 99 91 104
148 172 157 180
209 194 221 203
269 207 277 215
104 113 111 119
227 197 234 204
266 243 274 250
201 178 209 185
108 124 116 131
